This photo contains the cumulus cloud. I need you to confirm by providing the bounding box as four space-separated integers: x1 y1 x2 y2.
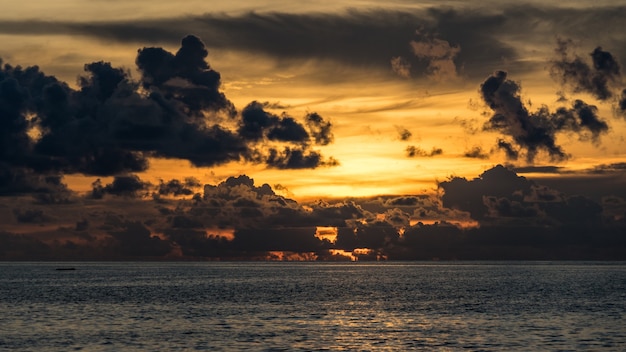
92 175 152 198
439 164 605 227
157 177 201 196
0 35 338 190
1 167 625 260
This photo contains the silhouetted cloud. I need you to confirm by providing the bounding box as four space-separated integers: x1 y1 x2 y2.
101 175 152 198
586 162 626 175
1 166 625 260
463 146 489 159
439 164 606 227
263 147 339 169
406 146 443 157
306 112 334 146
239 101 307 143
136 35 235 117
385 196 420 207
481 71 609 162
13 209 49 224
108 221 172 257
551 40 621 101
530 163 626 202
157 177 201 196
0 35 338 183
439 165 532 220
396 127 412 141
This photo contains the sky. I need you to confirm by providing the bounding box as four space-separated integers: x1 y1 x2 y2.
1 0 625 260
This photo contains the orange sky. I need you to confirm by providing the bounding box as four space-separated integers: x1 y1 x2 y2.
1 1 625 260
3 24 625 199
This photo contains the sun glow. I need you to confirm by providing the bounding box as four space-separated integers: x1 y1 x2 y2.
206 228 235 241
315 226 338 243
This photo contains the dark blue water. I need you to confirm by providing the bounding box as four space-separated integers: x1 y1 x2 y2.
1 262 625 351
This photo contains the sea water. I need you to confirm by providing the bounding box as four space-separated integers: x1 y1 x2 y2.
0 262 625 351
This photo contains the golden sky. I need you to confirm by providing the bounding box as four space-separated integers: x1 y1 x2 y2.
1 1 625 260
3 1 626 199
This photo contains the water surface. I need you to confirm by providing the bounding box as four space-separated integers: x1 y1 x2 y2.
1 262 624 351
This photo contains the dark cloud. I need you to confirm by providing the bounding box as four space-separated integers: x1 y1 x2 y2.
1 167 626 260
495 139 519 160
2 5 626 81
157 177 201 196
587 162 626 174
439 164 607 228
532 169 626 202
13 209 49 224
237 101 337 169
439 165 532 220
0 165 73 203
263 147 339 169
551 40 622 101
136 35 236 117
463 146 489 159
91 175 152 199
108 221 173 258
0 231 51 260
554 100 609 141
232 228 324 253
618 89 626 115
396 127 412 141
0 35 337 186
101 175 152 198
483 196 542 219
406 146 443 157
306 112 334 146
385 196 420 207
0 8 522 79
480 71 609 162
481 71 565 162
238 101 307 142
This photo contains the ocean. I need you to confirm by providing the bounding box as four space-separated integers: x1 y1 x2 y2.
1 262 625 351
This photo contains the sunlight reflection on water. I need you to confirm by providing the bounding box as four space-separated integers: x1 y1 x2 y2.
0 262 625 351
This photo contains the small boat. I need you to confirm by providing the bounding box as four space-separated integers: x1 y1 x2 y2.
55 267 76 271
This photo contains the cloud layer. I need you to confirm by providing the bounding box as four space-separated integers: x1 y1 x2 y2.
2 5 624 80
2 165 625 260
